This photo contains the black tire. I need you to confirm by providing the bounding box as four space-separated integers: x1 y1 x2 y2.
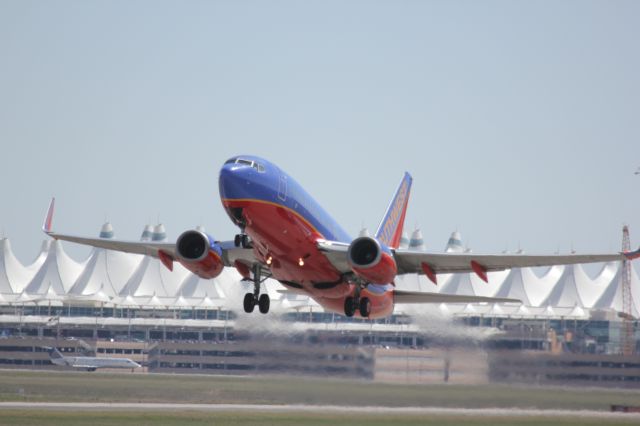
344 297 355 317
243 293 255 313
234 234 242 247
241 234 252 249
359 297 371 318
258 294 270 314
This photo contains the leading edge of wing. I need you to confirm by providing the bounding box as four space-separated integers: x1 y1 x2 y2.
394 290 521 305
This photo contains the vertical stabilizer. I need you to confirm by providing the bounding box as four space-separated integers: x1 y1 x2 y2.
47 347 74 367
375 172 413 249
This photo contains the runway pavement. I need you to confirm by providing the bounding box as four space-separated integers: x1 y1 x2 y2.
1 402 639 419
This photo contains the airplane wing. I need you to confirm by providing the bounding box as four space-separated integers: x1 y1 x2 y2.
45 229 257 268
42 198 257 269
317 239 626 284
45 230 177 257
393 249 624 275
394 290 521 304
71 363 96 369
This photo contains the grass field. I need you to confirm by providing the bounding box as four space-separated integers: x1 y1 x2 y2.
1 369 639 410
0 410 638 426
1 369 639 425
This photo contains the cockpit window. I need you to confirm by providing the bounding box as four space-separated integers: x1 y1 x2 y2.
227 158 266 173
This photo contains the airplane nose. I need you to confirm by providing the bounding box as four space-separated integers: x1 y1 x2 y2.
219 163 247 199
219 163 234 182
219 164 234 190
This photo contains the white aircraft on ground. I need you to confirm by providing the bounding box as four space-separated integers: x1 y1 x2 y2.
46 347 140 372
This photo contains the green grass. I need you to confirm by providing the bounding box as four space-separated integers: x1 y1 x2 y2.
0 411 638 426
1 370 640 425
1 369 639 412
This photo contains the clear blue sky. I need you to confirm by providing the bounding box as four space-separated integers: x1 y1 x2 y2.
1 1 639 262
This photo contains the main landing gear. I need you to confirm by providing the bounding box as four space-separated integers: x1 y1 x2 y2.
234 233 252 249
243 264 270 314
344 286 371 318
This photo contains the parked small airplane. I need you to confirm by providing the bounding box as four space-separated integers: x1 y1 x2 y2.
46 347 140 371
42 156 639 319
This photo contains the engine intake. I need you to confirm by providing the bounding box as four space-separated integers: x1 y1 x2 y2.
175 230 224 279
177 230 209 261
347 237 397 284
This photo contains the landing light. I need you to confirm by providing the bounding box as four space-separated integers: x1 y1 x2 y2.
266 256 273 266
298 258 305 267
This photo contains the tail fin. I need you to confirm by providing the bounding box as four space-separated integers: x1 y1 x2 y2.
375 172 412 249
46 347 63 360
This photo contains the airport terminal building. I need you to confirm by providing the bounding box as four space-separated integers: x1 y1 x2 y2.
1 224 639 387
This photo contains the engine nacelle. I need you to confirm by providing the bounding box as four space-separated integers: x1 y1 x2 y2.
175 230 224 279
347 236 397 284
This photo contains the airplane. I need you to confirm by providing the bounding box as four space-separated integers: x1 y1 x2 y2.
46 347 140 372
42 155 640 319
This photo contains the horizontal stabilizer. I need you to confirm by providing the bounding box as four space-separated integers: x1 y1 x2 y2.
624 247 640 261
394 290 521 305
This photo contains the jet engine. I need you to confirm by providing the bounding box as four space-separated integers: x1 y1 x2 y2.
347 236 397 284
175 230 224 279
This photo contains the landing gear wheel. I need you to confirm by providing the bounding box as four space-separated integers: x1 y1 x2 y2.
234 234 252 248
258 294 270 314
359 297 371 318
243 293 256 313
344 297 356 317
241 234 252 249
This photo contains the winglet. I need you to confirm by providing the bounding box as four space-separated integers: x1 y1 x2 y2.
46 346 63 360
42 198 55 234
624 247 640 261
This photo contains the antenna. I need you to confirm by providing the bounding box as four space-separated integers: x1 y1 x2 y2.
620 225 634 356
